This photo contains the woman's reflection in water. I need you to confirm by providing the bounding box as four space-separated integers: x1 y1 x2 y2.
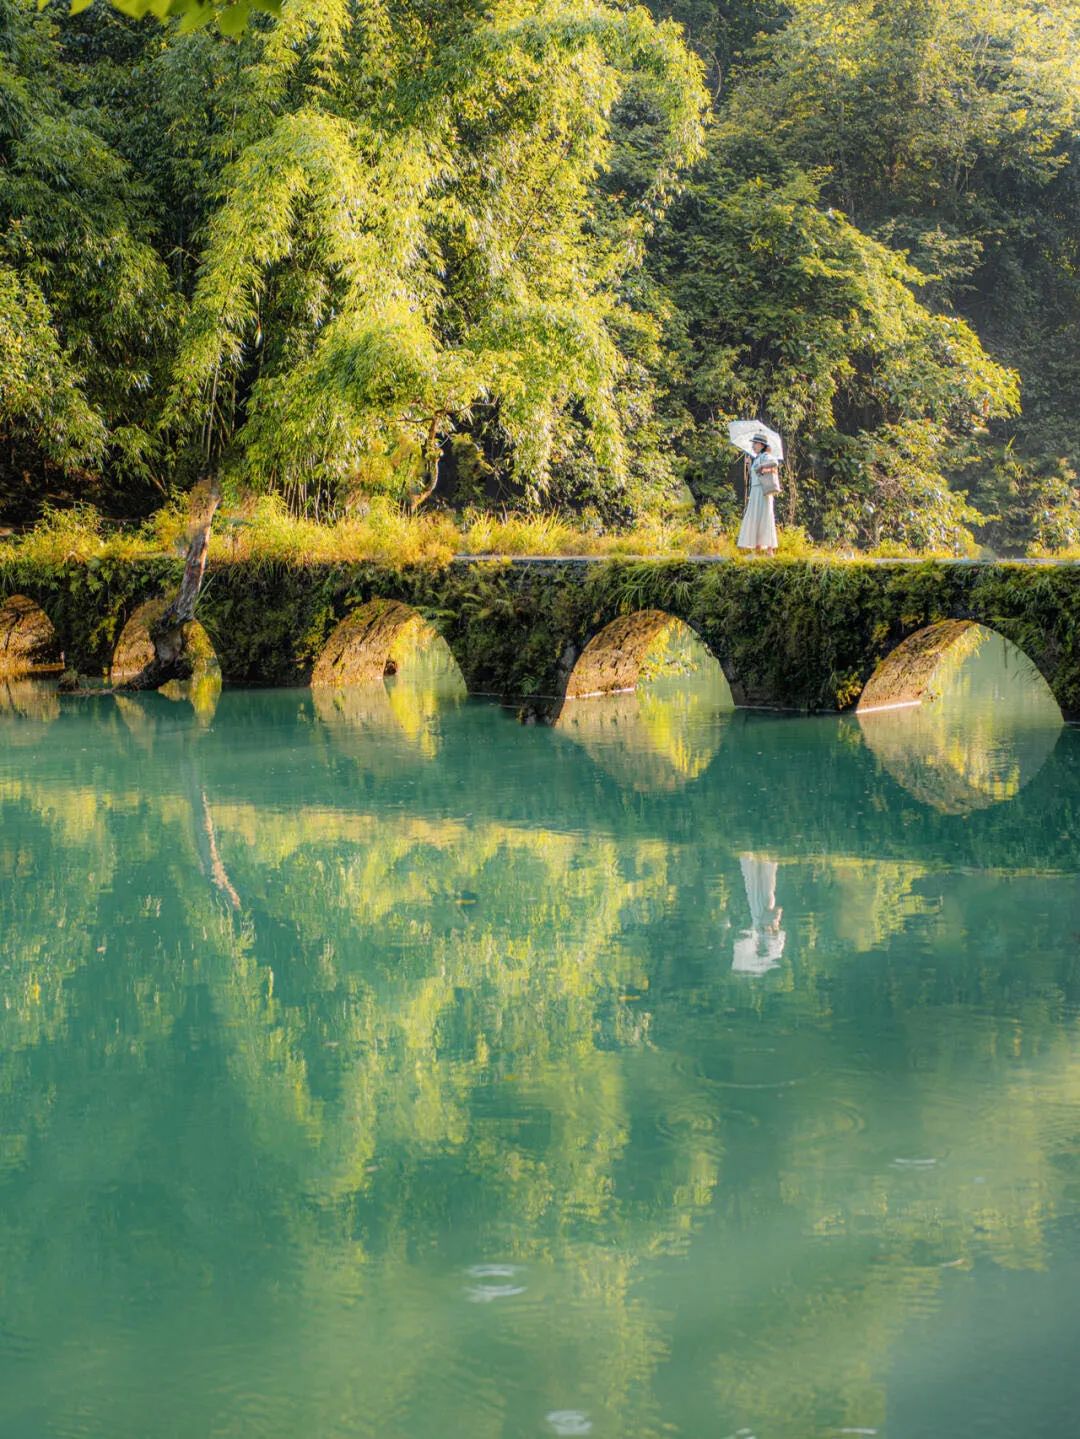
733 854 786 976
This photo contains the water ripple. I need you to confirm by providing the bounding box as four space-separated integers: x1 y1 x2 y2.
546 1411 593 1435
463 1263 526 1303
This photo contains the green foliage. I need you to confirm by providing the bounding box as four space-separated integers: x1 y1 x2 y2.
45 0 281 38
1026 464 1080 555
0 266 106 464
3 496 748 572
664 170 1019 437
161 0 708 515
10 0 1080 553
966 443 1080 555
720 0 1080 224
0 0 180 514
648 0 1080 550
653 168 1016 547
2 0 706 523
818 423 986 554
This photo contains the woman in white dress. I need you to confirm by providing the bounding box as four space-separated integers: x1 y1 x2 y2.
732 854 785 975
737 435 780 555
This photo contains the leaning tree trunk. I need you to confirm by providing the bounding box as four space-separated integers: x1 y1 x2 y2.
124 479 220 691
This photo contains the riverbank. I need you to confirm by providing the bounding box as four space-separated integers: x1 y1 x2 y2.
0 498 1042 571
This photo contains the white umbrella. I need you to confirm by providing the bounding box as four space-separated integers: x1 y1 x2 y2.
727 420 784 461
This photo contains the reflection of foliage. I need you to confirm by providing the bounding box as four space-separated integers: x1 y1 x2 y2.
1 674 1079 1435
805 856 934 952
312 622 464 761
0 676 59 731
383 619 466 755
0 719 721 1429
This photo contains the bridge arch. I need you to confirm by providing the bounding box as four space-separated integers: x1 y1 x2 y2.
857 620 1063 719
110 598 220 695
562 610 733 703
312 599 465 691
0 595 63 677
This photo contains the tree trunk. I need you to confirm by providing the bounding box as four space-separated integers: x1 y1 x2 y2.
408 459 438 515
197 786 242 910
407 416 441 514
124 478 220 691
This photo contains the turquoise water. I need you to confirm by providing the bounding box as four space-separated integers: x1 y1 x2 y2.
1 633 1079 1438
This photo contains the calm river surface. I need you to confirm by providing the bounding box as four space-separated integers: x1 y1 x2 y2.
1 632 1079 1438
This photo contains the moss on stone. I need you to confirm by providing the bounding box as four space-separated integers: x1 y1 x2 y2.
1 554 1077 718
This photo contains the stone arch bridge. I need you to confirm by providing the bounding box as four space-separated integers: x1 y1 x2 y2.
2 556 1078 720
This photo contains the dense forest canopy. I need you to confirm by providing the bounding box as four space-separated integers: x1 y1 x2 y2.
1 0 1078 551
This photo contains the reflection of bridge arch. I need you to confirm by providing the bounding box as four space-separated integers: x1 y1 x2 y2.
857 624 1063 813
312 599 465 692
857 620 1063 719
563 611 732 701
556 678 731 793
312 683 457 766
858 705 1060 814
0 595 63 676
0 678 60 745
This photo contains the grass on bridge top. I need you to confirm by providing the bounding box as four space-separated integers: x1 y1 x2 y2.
0 495 1003 570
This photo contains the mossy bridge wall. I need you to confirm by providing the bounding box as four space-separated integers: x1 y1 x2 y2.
2 556 1079 720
